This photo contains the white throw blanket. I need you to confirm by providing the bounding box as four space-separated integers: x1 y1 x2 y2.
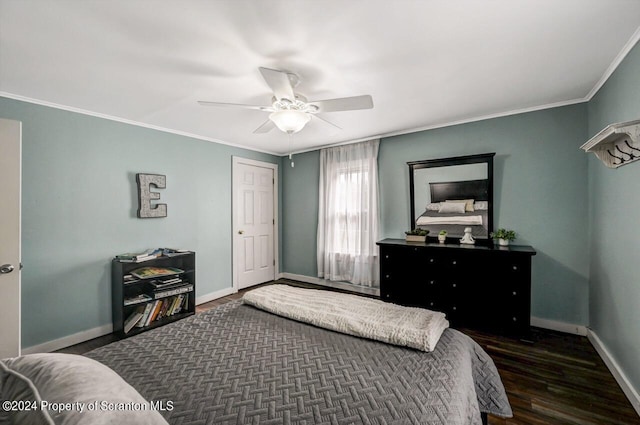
416 215 483 226
242 285 449 352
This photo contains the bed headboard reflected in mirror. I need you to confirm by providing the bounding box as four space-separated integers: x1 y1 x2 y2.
409 153 495 243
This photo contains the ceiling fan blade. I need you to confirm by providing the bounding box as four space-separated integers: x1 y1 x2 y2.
198 101 272 111
259 67 295 101
309 95 373 113
253 119 276 134
312 114 342 130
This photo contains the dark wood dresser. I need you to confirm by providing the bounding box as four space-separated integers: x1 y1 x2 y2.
377 239 536 336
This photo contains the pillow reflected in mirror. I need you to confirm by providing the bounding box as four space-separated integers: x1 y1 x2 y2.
438 202 466 214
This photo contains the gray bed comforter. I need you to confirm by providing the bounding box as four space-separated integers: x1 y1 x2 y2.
86 300 511 425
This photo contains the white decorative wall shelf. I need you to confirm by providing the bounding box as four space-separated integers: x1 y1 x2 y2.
581 119 640 168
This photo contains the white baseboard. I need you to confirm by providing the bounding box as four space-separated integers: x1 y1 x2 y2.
587 329 640 416
196 286 237 305
530 316 588 336
280 273 380 296
22 323 114 355
22 287 237 355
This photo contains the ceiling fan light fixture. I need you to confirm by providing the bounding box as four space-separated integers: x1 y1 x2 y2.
269 110 311 134
199 67 372 135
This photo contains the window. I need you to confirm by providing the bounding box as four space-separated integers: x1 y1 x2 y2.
317 140 379 287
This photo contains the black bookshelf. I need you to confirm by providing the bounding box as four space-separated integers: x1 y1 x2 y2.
112 252 196 337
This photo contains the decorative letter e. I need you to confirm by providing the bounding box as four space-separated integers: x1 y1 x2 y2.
136 173 167 218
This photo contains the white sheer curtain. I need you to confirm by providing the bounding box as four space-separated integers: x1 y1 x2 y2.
317 139 380 287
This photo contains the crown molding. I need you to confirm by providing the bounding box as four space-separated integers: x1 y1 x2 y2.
0 92 281 156
585 25 640 101
289 97 588 156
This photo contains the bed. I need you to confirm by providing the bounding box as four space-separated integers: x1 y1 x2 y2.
0 286 512 425
415 179 489 238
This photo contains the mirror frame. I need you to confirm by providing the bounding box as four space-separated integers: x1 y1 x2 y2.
408 152 495 243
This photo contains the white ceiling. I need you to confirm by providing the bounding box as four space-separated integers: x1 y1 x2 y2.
1 0 640 155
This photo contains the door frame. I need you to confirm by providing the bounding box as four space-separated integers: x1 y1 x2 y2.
0 118 22 358
231 156 279 292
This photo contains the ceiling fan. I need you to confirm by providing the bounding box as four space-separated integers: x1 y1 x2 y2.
198 67 373 134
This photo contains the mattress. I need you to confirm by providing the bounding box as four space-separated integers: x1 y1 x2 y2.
86 299 511 424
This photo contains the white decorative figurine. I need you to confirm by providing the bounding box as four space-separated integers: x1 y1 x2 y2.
459 227 475 245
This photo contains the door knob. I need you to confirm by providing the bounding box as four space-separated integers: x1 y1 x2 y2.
238 230 244 234
0 264 15 274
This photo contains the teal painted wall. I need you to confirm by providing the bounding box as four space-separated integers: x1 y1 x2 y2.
381 106 589 325
0 97 280 349
281 151 320 276
282 105 590 325
587 41 640 394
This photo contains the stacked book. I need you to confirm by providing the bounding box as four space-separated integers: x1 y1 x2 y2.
124 294 190 333
152 283 194 299
150 276 182 289
115 248 163 263
123 293 152 306
161 248 190 257
115 248 190 263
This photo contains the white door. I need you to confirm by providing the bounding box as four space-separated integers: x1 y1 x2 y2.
0 119 22 359
233 158 277 290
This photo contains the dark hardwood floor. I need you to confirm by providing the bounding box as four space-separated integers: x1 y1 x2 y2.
461 327 639 425
58 279 640 425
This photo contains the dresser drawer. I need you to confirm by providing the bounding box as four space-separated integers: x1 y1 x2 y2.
494 257 530 279
380 246 404 274
492 310 530 335
380 246 417 304
418 276 446 311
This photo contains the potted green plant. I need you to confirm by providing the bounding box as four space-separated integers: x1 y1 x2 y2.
490 228 516 246
438 230 447 243
405 228 429 242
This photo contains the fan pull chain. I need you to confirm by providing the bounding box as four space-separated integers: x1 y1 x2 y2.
288 132 294 168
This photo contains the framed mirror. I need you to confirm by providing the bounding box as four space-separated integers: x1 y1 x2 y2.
409 153 495 243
